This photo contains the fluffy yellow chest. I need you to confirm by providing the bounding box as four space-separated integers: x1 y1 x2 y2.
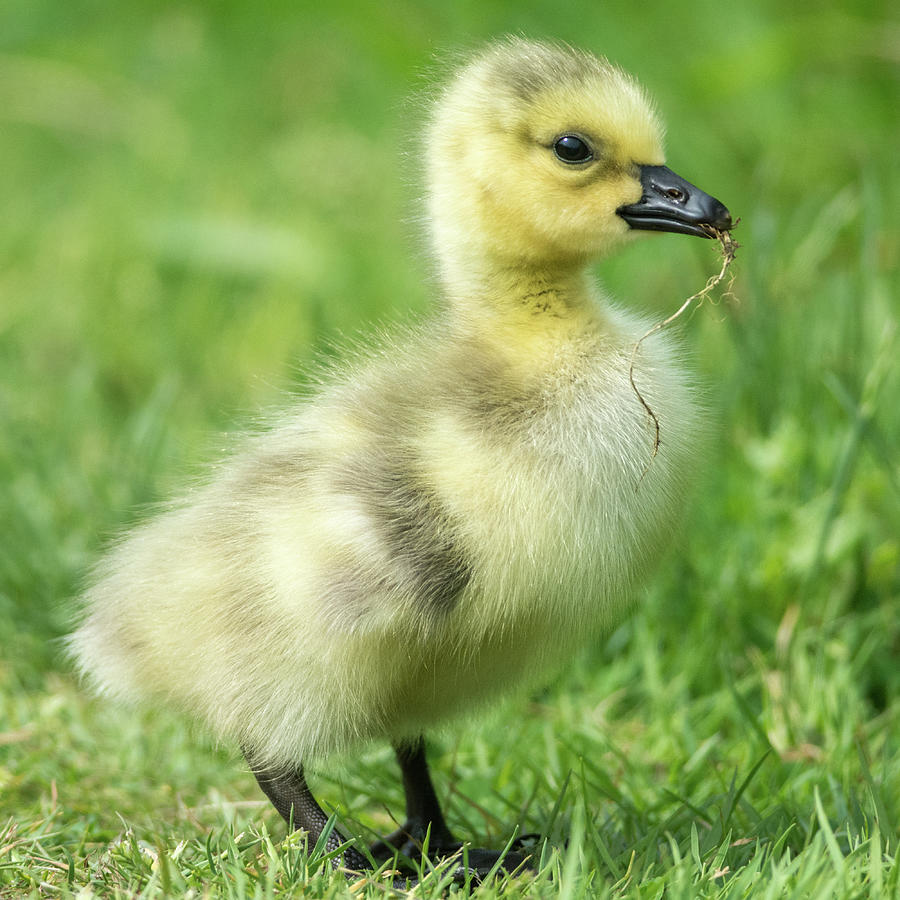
380 311 700 727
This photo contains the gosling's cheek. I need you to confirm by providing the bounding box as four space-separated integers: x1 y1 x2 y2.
613 176 645 210
579 183 636 229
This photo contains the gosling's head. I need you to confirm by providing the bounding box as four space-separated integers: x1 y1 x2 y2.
426 38 731 282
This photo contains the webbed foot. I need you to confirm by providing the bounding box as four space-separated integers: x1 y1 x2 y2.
369 814 460 861
444 847 533 882
371 827 533 883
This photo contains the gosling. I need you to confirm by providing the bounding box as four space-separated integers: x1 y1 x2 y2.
70 37 732 878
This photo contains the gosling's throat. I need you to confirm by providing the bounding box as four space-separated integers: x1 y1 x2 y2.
511 273 584 318
442 256 595 320
442 259 606 376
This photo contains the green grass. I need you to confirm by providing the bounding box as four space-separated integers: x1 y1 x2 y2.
1 0 898 896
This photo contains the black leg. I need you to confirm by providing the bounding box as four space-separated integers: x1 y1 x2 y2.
370 738 533 880
369 737 459 859
244 750 369 871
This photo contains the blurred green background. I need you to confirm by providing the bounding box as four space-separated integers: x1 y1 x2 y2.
0 0 898 893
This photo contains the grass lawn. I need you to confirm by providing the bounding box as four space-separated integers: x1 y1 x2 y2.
1 1 898 896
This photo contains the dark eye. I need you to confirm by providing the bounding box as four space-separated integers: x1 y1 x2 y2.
553 134 593 164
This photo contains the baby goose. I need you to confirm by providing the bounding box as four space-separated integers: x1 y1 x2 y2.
70 38 731 877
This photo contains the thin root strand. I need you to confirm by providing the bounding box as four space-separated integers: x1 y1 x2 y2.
630 226 739 477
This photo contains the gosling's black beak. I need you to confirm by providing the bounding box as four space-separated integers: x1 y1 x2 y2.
617 164 732 239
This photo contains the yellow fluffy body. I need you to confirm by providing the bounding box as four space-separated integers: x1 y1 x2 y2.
70 39 701 770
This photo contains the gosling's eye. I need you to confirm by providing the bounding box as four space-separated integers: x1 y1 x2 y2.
553 134 593 164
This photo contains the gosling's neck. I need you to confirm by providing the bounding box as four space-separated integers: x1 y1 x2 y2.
437 251 613 374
